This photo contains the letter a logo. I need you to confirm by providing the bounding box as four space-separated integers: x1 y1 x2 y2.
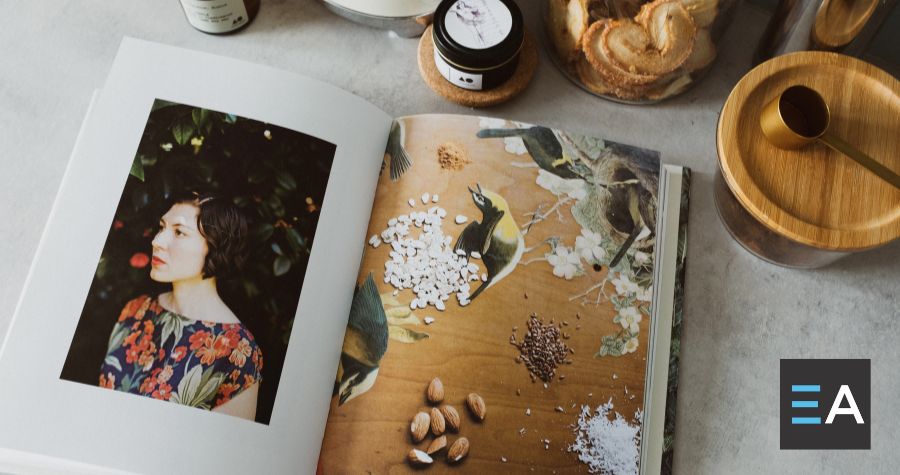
826 385 864 424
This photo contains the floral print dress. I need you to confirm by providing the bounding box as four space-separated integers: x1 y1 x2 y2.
99 295 262 410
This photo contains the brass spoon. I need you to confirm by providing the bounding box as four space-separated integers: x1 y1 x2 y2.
760 85 900 190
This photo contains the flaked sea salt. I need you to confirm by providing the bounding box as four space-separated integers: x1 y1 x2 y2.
421 192 430 204
568 399 642 475
455 215 468 224
408 198 416 207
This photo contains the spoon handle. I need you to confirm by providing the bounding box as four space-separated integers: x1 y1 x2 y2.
819 132 900 190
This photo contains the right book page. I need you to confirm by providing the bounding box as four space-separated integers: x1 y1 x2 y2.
320 113 689 474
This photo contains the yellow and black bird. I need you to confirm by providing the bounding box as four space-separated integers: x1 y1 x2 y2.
606 164 655 268
455 184 524 301
476 126 593 182
334 273 389 405
384 119 412 181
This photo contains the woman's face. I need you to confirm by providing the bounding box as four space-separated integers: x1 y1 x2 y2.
150 203 209 283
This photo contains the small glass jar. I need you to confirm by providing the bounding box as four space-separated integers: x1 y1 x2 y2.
179 0 261 34
432 0 525 91
543 0 736 103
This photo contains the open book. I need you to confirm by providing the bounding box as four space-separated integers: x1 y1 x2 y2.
0 38 690 474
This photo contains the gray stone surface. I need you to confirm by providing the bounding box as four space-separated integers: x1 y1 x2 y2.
0 1 897 473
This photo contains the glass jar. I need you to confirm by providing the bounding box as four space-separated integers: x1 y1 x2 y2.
543 0 736 103
179 0 261 34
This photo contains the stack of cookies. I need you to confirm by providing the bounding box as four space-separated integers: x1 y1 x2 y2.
547 0 720 101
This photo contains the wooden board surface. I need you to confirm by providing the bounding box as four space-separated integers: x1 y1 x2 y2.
717 51 900 251
319 115 650 473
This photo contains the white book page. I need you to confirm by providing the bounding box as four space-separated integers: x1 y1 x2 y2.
0 38 391 474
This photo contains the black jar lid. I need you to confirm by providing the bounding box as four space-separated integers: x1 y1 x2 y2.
432 0 524 70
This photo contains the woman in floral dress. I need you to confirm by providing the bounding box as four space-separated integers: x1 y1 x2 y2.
99 194 262 421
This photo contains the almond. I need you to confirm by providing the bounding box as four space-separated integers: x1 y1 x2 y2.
407 448 433 465
426 435 447 455
410 411 430 442
447 437 470 463
466 393 486 421
427 377 445 404
430 407 446 436
440 404 461 432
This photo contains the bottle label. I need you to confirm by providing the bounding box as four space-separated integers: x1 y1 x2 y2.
180 0 249 33
434 48 483 91
443 0 513 50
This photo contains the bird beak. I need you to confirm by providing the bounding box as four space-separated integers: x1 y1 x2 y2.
467 186 475 195
476 183 483 193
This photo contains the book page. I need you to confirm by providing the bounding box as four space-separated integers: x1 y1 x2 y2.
320 114 664 473
0 38 391 474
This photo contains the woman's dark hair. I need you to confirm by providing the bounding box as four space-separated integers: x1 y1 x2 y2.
172 193 249 279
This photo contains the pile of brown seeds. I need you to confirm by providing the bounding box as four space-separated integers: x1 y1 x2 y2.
509 314 571 383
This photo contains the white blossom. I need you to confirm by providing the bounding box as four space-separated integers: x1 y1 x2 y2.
576 229 606 263
504 137 527 155
548 246 581 280
623 337 639 354
618 306 641 334
535 169 587 200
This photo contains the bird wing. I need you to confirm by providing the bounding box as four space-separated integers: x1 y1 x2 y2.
347 274 389 361
454 221 486 255
386 120 412 181
475 128 523 139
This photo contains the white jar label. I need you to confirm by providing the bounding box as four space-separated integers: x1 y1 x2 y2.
180 0 249 33
443 0 513 50
434 48 484 91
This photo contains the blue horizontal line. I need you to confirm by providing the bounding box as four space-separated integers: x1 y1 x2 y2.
791 385 820 392
792 417 821 424
792 400 818 408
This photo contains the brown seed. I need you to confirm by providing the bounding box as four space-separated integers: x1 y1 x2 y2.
427 377 445 404
408 448 433 465
410 411 430 442
516 388 521 396
426 435 447 455
447 437 470 463
430 407 446 435
440 404 461 431
466 393 486 421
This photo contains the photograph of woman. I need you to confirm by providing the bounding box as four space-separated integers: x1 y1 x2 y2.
99 194 262 420
60 99 337 424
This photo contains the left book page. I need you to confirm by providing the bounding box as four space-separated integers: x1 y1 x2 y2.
0 38 392 474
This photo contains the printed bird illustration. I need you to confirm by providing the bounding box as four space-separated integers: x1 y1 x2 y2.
605 164 655 268
454 184 525 301
476 126 594 182
384 120 412 181
334 273 389 405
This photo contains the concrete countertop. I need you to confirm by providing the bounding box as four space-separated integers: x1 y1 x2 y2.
0 0 897 473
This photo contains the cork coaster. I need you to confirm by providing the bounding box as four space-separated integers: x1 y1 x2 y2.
418 25 538 108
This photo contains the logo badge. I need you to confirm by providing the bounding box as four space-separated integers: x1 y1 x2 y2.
780 359 870 449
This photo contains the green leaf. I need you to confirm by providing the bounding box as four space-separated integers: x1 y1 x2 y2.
172 119 194 146
286 227 307 254
251 223 274 242
151 99 178 112
173 364 203 406
275 171 297 190
130 154 145 181
191 108 210 129
104 355 123 372
271 242 284 256
158 311 189 347
273 255 291 276
106 322 129 353
223 113 237 124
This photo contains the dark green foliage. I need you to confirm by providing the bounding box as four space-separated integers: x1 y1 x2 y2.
61 100 336 425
